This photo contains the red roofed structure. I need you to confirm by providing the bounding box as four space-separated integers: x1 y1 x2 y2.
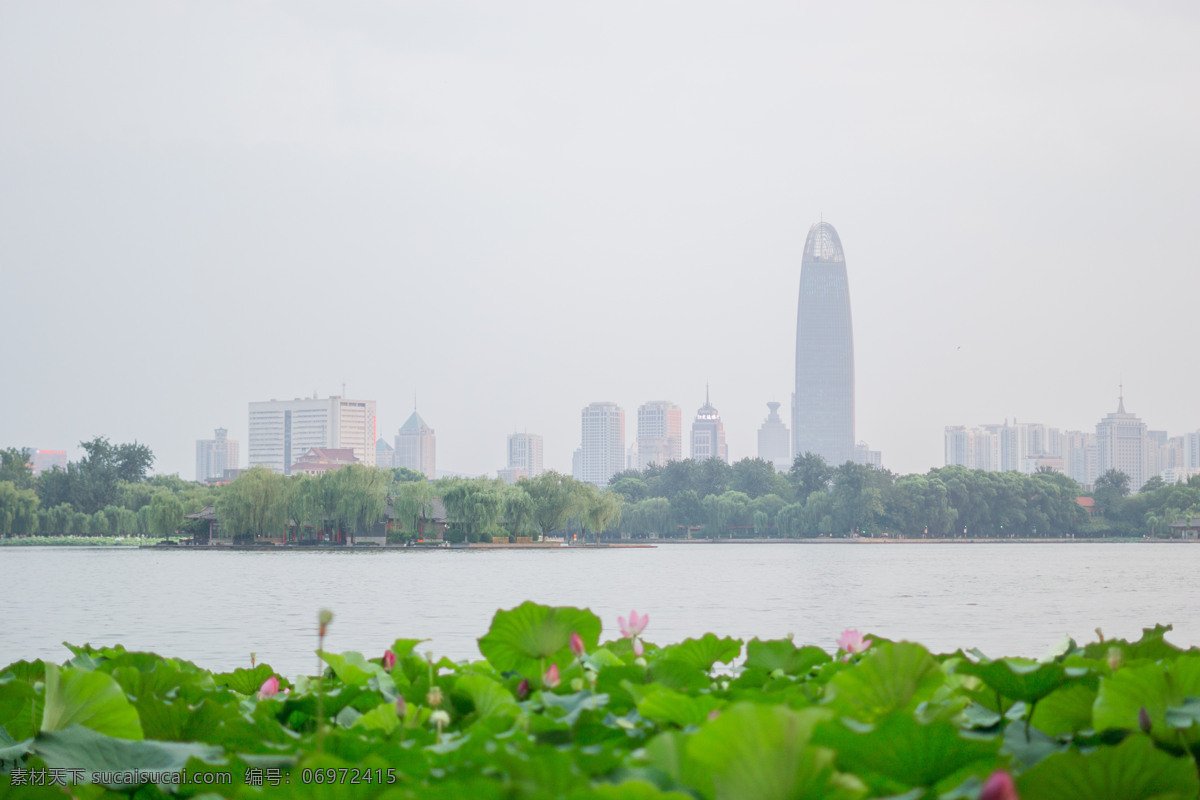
290 447 360 476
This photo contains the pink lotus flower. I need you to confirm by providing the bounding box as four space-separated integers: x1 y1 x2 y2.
979 770 1018 800
570 632 586 658
257 675 280 700
516 678 530 699
619 610 649 638
632 637 645 657
837 629 872 656
543 663 561 689
382 650 397 671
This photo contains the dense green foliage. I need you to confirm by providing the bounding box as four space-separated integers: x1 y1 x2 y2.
609 457 1200 539
3 607 1199 798
4 441 1200 542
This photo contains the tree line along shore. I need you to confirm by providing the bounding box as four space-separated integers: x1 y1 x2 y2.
2 439 1198 544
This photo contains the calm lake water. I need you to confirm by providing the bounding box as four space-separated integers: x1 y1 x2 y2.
3 543 1196 677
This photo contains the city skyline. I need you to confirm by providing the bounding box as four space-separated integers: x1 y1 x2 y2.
4 3 1199 481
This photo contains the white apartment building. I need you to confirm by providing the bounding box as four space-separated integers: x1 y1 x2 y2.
1095 395 1147 491
248 395 376 475
943 426 999 471
507 432 544 478
577 402 625 487
853 441 882 469
1062 430 1098 487
1187 431 1200 470
637 401 682 470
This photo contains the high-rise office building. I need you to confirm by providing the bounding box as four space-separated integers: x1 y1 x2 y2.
690 389 728 464
248 395 376 475
757 402 790 471
395 411 436 479
507 432 544 478
376 438 395 469
577 402 625 487
637 401 682 470
1095 392 1147 491
196 428 239 482
793 220 855 467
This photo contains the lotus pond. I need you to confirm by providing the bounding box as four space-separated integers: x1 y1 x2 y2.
2 603 1199 799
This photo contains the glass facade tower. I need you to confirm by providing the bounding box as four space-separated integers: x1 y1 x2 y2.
793 221 855 467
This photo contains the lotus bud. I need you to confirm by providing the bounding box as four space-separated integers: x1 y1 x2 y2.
634 657 647 667
257 675 280 700
632 638 645 657
543 663 561 689
979 770 1018 800
570 678 584 692
1106 647 1123 672
516 678 530 699
317 609 334 638
250 652 256 668
570 632 586 658
395 695 407 717
706 708 721 722
383 650 397 671
719 680 729 691
430 709 450 728
1138 706 1152 733
426 686 444 707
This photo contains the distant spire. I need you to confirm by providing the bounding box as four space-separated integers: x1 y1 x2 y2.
1118 382 1126 414
706 381 710 405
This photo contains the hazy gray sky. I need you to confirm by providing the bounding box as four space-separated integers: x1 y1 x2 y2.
3 1 1198 479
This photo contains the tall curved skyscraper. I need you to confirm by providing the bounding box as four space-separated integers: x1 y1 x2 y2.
793 221 855 467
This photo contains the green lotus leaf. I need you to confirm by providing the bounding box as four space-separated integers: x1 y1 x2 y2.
388 638 430 662
570 780 695 799
0 727 32 763
540 690 611 726
1076 624 1183 663
41 664 143 740
745 639 831 675
0 676 39 741
1017 734 1199 800
1029 682 1098 736
477 602 602 675
684 703 860 800
656 634 743 673
1 659 46 683
814 713 1000 790
1165 696 1200 729
826 641 943 722
30 725 225 789
1093 655 1200 744
955 657 1085 705
212 663 279 695
635 685 722 728
318 651 395 693
455 673 519 719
